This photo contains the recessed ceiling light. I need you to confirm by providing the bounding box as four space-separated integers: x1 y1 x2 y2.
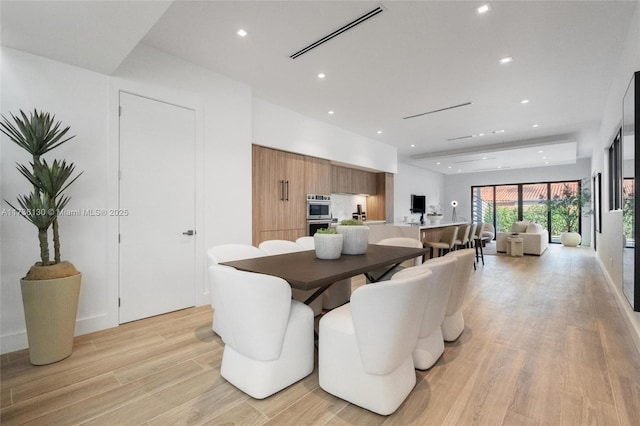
498 166 502 169
538 150 544 153
458 170 462 173
494 129 505 134
318 73 326 79
477 4 491 14
521 99 530 104
478 133 485 137
410 144 415 147
448 166 452 169
542 156 547 160
377 130 382 134
482 156 487 160
436 162 441 165
328 110 334 115
499 56 513 65
237 29 247 37
533 124 540 128
545 162 550 165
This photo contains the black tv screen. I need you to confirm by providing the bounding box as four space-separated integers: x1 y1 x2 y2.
411 194 426 214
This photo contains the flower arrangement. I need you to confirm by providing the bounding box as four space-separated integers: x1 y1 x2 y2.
427 204 442 216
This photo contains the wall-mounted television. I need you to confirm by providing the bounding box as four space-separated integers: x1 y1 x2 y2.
410 194 426 214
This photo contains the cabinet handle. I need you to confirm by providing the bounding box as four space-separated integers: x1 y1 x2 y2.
280 180 285 201
285 180 289 201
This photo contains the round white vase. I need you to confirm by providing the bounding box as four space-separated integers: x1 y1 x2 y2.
313 233 343 259
560 232 581 247
336 225 370 255
428 215 444 224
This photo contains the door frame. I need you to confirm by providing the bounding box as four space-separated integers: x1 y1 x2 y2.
106 82 205 328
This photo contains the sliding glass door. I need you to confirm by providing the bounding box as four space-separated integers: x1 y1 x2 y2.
472 179 582 243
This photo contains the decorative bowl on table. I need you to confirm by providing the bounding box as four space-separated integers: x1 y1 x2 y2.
336 219 369 255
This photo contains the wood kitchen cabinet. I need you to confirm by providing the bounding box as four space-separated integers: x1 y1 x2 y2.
331 165 377 195
252 145 306 245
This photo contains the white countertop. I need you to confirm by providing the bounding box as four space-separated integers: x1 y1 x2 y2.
392 221 468 229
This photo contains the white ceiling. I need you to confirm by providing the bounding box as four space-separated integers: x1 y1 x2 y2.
2 1 638 174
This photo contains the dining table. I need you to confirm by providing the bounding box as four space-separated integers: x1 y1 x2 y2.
220 244 429 305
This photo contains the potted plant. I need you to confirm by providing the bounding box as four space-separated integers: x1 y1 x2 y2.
313 228 343 259
544 180 591 247
1 110 83 365
336 219 369 255
427 204 444 224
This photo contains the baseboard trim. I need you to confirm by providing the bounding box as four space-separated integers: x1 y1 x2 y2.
0 313 110 355
595 255 640 355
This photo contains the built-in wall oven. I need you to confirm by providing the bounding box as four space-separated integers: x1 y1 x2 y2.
306 194 332 235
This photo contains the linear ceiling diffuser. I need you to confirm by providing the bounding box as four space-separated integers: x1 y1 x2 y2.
290 6 384 59
403 102 472 120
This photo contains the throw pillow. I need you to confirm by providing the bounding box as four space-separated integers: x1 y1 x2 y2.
511 221 529 233
526 223 543 233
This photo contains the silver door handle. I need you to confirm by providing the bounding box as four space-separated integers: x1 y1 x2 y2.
182 230 195 236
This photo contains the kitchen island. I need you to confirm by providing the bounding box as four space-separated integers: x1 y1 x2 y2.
367 221 469 245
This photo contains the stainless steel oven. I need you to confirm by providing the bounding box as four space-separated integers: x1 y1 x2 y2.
307 219 332 236
306 194 331 220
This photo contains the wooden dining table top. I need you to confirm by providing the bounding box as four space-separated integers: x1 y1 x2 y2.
220 244 429 291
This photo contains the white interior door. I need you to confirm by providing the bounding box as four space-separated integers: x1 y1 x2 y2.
119 92 196 323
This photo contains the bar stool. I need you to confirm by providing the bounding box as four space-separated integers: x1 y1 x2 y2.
454 224 472 250
424 226 458 258
473 223 485 266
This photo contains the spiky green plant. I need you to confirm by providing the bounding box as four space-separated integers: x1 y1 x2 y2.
339 219 365 226
1 110 81 266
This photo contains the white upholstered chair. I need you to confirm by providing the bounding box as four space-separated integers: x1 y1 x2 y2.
443 249 476 341
206 244 267 340
319 268 431 415
295 236 315 250
209 265 314 399
295 236 351 310
394 256 457 370
258 240 323 315
424 226 458 258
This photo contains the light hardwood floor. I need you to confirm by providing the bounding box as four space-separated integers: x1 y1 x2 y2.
2 245 640 425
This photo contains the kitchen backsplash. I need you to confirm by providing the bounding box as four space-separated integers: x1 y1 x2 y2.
331 193 367 221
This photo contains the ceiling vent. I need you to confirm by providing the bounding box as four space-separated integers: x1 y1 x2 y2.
290 6 384 59
403 102 472 120
447 134 474 142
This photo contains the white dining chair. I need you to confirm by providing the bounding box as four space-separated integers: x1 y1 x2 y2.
443 249 476 341
295 236 315 250
319 267 431 415
394 255 457 370
206 244 267 341
365 237 424 282
210 265 314 399
258 240 323 315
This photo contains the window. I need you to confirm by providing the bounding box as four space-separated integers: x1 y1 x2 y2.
609 130 623 210
472 179 584 243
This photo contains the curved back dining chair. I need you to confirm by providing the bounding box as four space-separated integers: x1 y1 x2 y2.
295 236 315 250
443 249 476 341
206 244 267 340
395 255 457 370
210 265 314 399
319 268 431 415
258 239 323 315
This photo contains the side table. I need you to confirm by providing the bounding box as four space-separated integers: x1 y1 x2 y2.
506 236 524 257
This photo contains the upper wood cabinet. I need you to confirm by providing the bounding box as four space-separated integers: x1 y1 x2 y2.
304 156 332 195
331 165 377 195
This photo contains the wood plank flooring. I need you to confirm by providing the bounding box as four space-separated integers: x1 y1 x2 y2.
2 244 640 425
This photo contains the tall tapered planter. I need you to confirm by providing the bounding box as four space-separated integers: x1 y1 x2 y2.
21 273 82 365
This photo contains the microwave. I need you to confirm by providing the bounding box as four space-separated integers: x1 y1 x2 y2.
306 194 331 219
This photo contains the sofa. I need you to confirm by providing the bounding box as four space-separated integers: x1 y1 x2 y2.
496 221 549 255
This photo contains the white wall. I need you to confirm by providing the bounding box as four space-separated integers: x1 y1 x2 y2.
443 158 592 245
253 98 397 173
594 3 640 343
0 44 401 354
394 162 445 224
1 48 110 352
